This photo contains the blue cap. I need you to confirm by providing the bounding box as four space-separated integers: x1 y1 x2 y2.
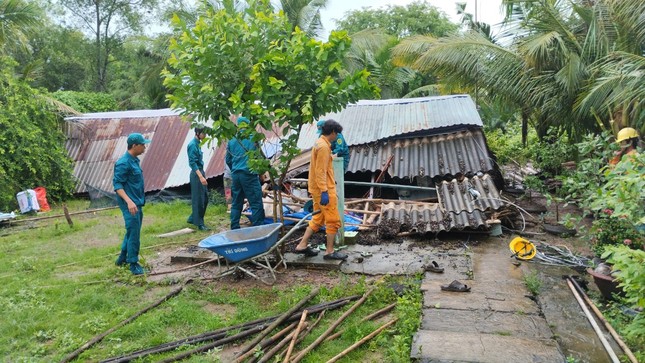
127 133 151 146
316 120 326 129
237 116 249 127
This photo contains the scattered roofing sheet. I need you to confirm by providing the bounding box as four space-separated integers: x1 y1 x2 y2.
379 175 503 233
297 94 483 150
380 201 488 233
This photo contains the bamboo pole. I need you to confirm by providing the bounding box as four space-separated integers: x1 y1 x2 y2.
325 318 398 363
158 325 265 363
234 288 320 362
345 208 381 215
60 285 184 363
565 279 620 363
325 302 396 342
283 310 308 363
148 257 220 276
255 323 307 363
569 277 638 363
7 205 118 224
101 296 357 363
290 287 374 363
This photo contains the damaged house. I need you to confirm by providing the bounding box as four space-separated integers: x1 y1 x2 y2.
64 95 506 234
288 95 506 234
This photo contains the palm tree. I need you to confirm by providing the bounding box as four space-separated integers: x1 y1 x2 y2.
0 0 42 54
279 0 327 37
392 0 645 141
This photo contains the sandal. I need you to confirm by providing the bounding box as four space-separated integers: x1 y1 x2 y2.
440 280 471 292
323 251 348 261
294 246 319 257
424 260 444 273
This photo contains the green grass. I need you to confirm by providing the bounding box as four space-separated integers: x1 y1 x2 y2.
522 271 542 296
0 199 421 362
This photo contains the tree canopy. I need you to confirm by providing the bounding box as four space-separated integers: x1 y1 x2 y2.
335 1 458 39
393 0 645 141
0 57 75 210
164 0 377 180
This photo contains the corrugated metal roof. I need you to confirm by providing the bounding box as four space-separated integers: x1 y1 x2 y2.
348 129 494 179
379 175 503 233
436 175 503 213
287 129 495 180
297 94 483 150
380 202 488 233
65 114 282 194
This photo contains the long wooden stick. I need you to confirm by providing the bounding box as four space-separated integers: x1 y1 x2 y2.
148 257 219 276
569 277 638 363
60 285 184 363
9 206 118 224
234 288 320 362
283 310 308 363
290 287 374 363
325 318 398 363
325 302 396 342
566 279 620 363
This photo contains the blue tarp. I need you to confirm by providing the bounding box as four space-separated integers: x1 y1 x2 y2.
263 211 360 231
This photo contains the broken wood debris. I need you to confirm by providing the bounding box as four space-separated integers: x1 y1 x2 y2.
100 294 361 363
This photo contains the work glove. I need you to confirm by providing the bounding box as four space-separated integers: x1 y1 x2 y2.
320 191 329 206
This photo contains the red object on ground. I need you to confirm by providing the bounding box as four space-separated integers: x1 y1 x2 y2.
34 187 51 212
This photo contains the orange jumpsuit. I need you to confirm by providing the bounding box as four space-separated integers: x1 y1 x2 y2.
308 136 341 235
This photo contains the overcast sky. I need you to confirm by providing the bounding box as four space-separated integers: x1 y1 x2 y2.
319 0 505 38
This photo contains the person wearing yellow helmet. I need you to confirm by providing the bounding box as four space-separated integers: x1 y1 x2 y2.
609 127 641 166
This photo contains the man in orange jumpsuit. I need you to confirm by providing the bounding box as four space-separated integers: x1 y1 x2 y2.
294 119 348 260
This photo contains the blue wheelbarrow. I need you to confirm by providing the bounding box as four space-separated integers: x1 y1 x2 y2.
198 212 316 285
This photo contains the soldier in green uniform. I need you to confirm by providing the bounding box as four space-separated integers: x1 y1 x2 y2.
226 117 265 229
186 126 210 231
113 133 151 275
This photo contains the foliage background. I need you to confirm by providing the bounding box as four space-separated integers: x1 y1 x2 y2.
0 57 75 211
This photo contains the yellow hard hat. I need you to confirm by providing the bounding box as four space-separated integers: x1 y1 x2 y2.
616 127 639 143
509 237 536 260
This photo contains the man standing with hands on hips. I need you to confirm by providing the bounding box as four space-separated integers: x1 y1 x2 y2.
113 133 151 275
187 125 210 231
294 119 347 261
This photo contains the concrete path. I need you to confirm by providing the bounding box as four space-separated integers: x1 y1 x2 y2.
411 241 564 363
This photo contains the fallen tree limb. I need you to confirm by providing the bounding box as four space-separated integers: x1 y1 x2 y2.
290 287 374 363
325 318 398 363
60 284 184 363
234 288 320 362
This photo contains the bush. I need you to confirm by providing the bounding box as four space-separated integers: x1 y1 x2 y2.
589 213 644 255
0 57 75 211
485 121 537 165
50 91 119 113
603 246 645 345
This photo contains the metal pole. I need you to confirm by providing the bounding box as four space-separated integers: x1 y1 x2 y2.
289 179 436 192
333 157 345 244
